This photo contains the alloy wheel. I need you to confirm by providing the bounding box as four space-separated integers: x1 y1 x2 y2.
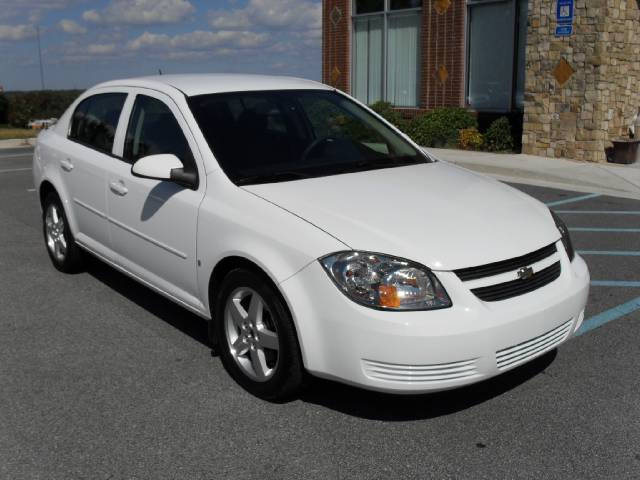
45 203 67 263
224 287 280 381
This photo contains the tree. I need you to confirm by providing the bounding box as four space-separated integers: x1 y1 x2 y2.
0 94 8 124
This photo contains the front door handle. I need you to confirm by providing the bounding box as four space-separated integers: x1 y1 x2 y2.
60 159 74 172
109 181 128 196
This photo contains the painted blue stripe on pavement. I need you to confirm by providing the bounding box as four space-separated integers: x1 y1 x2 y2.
576 297 640 336
556 210 640 215
579 250 640 256
590 280 640 287
545 193 600 207
569 227 640 233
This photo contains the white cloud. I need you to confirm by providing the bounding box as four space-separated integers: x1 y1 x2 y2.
58 19 87 35
87 43 116 55
127 30 269 52
208 10 250 29
0 24 36 41
209 0 321 31
0 0 83 21
83 0 195 26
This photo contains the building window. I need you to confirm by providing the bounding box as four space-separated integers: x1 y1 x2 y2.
466 0 528 112
352 0 422 108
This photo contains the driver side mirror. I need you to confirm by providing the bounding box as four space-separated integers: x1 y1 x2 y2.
131 154 197 189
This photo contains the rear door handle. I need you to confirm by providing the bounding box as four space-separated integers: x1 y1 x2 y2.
109 181 128 196
60 159 74 172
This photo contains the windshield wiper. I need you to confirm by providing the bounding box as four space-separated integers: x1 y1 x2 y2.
329 155 424 176
236 170 313 186
364 155 425 168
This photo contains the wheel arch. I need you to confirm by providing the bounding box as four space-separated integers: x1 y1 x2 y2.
207 255 307 364
208 256 287 314
39 180 57 208
36 175 79 235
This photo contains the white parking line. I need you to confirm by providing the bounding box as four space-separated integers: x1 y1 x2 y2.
26 188 36 192
0 156 32 161
0 167 31 173
546 193 601 207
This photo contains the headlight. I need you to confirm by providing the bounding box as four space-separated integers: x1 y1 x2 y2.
320 251 452 311
551 210 575 261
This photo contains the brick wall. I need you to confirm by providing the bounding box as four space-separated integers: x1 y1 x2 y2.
420 0 466 110
322 0 465 111
322 0 351 93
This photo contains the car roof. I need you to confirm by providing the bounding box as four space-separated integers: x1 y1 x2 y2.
94 73 333 97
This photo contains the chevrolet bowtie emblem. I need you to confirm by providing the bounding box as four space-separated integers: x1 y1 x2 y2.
517 266 534 280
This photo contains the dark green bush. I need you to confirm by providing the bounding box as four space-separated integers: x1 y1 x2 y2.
406 107 477 147
369 101 406 129
0 94 8 124
484 116 514 152
4 90 83 127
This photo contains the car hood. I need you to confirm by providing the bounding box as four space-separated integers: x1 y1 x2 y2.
243 162 560 271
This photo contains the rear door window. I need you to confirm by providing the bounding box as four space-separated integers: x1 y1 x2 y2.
69 93 127 154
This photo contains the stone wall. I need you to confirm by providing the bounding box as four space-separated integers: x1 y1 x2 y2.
523 0 640 162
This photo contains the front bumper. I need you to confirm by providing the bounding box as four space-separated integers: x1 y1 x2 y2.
280 243 590 394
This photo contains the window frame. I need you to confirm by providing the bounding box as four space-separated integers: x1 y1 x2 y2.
122 93 196 168
67 91 128 157
464 0 528 113
351 0 422 108
114 88 203 190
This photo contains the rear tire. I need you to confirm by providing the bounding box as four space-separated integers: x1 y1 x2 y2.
214 268 304 401
42 192 84 273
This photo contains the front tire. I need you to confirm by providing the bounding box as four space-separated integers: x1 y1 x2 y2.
42 192 84 273
214 268 304 401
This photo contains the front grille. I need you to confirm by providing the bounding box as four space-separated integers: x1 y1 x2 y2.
362 358 479 384
454 243 557 281
496 320 573 370
471 261 561 302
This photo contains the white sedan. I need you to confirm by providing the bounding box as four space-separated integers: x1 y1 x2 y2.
33 74 590 400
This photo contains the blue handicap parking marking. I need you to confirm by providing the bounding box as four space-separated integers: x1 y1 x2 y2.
549 191 640 337
576 297 640 336
556 210 640 215
579 250 640 257
590 280 640 288
569 227 640 233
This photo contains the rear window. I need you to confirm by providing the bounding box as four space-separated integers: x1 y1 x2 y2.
69 93 127 154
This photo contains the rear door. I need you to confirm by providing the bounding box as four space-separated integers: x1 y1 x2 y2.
106 89 206 311
62 91 128 256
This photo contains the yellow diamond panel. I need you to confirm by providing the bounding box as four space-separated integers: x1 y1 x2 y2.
553 58 575 87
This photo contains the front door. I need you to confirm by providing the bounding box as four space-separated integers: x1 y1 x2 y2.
106 90 205 311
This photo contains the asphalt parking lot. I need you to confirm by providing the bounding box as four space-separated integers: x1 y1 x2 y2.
1 147 639 479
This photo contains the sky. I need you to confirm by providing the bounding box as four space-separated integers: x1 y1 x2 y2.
0 0 322 91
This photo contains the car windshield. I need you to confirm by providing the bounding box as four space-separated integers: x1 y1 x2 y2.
187 89 430 186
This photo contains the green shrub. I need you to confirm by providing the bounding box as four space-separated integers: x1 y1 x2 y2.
406 107 477 147
0 94 8 124
5 90 83 127
459 127 484 150
484 116 514 152
369 101 406 129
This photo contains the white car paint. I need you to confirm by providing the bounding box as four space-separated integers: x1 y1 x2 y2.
131 154 184 179
33 74 590 393
244 161 560 271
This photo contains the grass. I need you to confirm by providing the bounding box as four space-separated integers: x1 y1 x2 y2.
0 126 38 140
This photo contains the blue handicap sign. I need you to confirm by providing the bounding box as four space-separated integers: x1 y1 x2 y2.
555 24 573 37
556 0 574 24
